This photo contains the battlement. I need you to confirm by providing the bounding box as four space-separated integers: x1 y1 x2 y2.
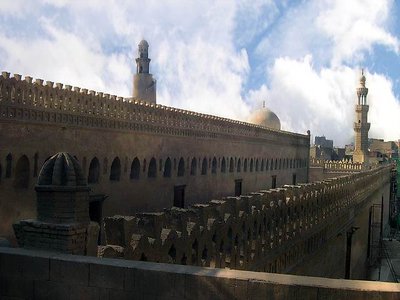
0 72 308 144
100 165 391 272
310 158 363 172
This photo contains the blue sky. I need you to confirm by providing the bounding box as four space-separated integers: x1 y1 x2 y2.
0 0 399 146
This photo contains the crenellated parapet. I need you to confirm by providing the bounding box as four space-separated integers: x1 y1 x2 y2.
310 158 364 172
0 72 308 145
100 165 391 272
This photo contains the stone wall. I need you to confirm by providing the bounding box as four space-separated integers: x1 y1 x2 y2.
100 165 392 277
0 72 310 241
309 158 364 182
1 247 399 300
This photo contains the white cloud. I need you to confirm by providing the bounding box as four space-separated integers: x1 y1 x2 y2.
316 0 400 66
248 55 400 146
0 0 399 145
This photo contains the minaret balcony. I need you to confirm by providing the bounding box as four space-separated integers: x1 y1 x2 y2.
353 122 370 130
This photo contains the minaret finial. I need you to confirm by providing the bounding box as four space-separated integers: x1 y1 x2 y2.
361 68 364 76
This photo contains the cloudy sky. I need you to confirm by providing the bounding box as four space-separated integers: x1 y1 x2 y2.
0 0 399 146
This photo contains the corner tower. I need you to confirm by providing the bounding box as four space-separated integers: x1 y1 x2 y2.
133 39 157 103
353 70 370 163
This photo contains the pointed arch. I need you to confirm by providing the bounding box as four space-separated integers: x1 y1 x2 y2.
201 157 207 175
14 155 30 188
148 157 157 178
250 158 254 172
237 158 241 172
177 157 185 177
221 157 226 173
261 159 265 171
190 157 197 175
244 158 248 172
164 157 172 177
5 153 12 178
229 157 234 173
110 157 121 181
130 157 140 179
211 157 217 174
256 159 259 172
88 157 100 184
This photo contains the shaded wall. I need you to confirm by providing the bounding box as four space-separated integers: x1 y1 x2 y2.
1 247 399 300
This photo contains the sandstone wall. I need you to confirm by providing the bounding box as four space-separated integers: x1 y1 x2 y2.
0 72 309 241
100 165 392 279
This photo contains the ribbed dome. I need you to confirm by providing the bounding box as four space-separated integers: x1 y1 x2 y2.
37 152 87 187
139 39 149 48
249 107 281 130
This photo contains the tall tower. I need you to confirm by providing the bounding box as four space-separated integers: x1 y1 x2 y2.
353 70 370 163
133 40 157 103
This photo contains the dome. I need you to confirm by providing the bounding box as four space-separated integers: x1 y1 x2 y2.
37 152 87 187
249 107 281 130
139 39 149 48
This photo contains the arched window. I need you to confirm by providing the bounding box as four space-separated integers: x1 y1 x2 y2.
211 157 217 174
148 157 157 178
270 159 274 170
6 153 12 178
261 159 264 171
256 159 259 172
164 157 172 177
244 159 248 172
201 157 207 175
177 158 185 177
109 157 121 181
221 157 226 173
237 158 241 172
14 155 30 189
275 159 278 170
250 159 254 172
266 159 269 170
130 157 140 179
88 157 100 184
33 152 39 177
229 158 234 173
190 158 197 175
279 158 282 170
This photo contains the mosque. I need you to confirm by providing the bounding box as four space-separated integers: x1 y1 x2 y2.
0 40 397 299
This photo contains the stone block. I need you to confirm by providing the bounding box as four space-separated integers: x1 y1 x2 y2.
50 257 89 286
125 267 185 298
89 263 125 290
68 285 101 300
86 221 100 256
0 252 49 280
247 280 267 300
34 280 70 300
0 276 34 299
184 273 235 299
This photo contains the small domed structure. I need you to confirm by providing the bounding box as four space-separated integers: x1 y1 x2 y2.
249 104 281 130
139 39 149 48
37 152 86 187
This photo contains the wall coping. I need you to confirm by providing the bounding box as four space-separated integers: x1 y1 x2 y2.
1 247 399 293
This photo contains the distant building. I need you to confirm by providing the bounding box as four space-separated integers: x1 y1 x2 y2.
315 136 333 148
368 138 399 163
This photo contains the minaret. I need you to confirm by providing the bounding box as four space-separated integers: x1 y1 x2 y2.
133 40 156 103
353 70 370 163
